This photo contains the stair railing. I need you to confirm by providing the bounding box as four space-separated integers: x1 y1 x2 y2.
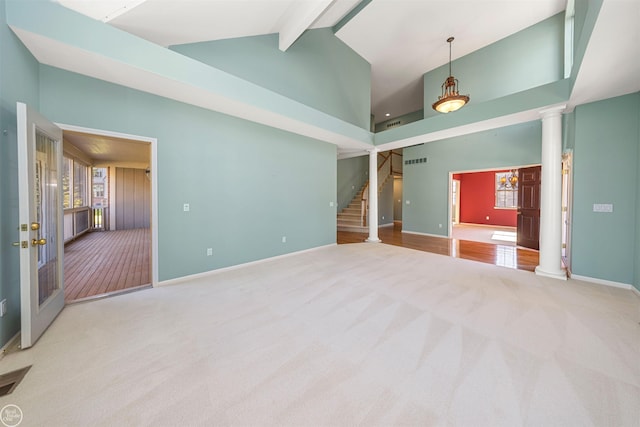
361 184 368 226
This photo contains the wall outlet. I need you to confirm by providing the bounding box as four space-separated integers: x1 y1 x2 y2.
183 203 190 212
382 216 385 220
206 248 213 256
486 216 490 220
438 224 442 228
282 236 287 243
0 299 6 317
406 200 410 205
329 201 334 207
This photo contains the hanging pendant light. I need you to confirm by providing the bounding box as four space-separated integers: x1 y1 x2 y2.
432 37 470 113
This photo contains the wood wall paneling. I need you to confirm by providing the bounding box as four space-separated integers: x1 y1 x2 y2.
115 168 150 230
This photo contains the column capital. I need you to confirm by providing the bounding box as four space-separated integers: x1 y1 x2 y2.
539 104 567 119
367 147 380 154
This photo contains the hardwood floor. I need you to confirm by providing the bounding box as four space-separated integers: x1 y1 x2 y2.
337 223 539 272
64 229 151 303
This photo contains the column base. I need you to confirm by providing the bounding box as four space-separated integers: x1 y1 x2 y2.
535 266 567 280
366 237 381 243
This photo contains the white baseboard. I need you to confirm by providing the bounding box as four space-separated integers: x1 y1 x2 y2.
402 229 447 239
0 332 21 359
570 274 633 291
632 286 640 297
158 243 337 287
458 222 516 230
380 222 394 228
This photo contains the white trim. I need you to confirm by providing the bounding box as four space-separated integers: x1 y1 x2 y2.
449 164 540 176
380 222 394 227
535 266 568 281
55 123 159 287
338 150 369 160
158 244 337 287
67 284 153 304
458 222 516 230
402 230 447 239
632 286 640 297
0 332 21 359
570 274 633 290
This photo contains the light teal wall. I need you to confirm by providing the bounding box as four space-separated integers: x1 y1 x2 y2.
379 178 394 225
337 155 368 212
375 110 424 133
171 28 371 130
571 93 640 286
424 13 564 120
39 66 337 282
403 121 541 236
0 0 40 347
636 100 640 292
7 1 373 147
563 111 576 151
376 80 570 146
570 0 603 90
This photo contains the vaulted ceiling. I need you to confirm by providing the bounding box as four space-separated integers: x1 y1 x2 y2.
57 0 572 122
32 0 640 162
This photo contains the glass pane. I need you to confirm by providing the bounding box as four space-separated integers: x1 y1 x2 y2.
92 167 108 207
36 131 60 305
73 161 87 207
62 157 72 209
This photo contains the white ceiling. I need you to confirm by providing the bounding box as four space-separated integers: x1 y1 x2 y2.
336 0 566 121
64 130 151 168
57 0 566 121
43 0 640 162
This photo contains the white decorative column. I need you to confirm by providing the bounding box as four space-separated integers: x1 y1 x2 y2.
366 148 381 242
535 105 567 280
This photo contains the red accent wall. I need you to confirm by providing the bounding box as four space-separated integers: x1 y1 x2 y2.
458 170 517 227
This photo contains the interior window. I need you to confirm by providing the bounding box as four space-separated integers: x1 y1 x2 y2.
495 171 518 209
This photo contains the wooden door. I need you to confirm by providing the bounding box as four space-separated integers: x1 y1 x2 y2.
517 166 541 250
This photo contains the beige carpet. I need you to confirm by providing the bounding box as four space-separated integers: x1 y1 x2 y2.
453 224 517 246
0 243 638 426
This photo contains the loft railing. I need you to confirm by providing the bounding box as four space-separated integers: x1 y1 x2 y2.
92 207 109 231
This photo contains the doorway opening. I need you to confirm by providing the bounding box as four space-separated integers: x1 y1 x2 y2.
448 165 541 250
57 124 158 303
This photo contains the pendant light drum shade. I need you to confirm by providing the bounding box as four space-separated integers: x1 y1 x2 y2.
432 37 469 113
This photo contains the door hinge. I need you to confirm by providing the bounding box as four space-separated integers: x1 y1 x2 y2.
562 243 567 248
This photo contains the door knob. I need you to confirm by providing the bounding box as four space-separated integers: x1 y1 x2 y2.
31 222 40 230
31 238 46 246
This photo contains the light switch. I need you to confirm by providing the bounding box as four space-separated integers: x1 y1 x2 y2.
593 203 613 213
183 203 190 212
406 200 410 205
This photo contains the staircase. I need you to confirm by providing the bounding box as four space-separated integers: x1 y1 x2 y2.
337 153 394 232
337 183 368 232
337 151 401 232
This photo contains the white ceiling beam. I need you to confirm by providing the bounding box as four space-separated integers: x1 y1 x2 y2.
277 0 334 51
